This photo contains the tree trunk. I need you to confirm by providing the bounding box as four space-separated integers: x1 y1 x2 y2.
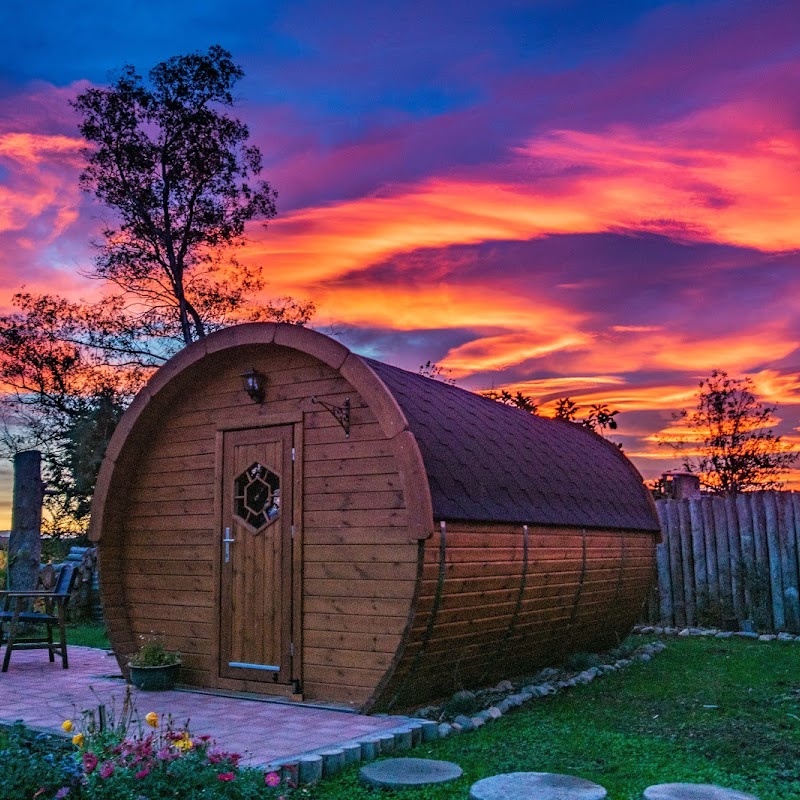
7 450 45 590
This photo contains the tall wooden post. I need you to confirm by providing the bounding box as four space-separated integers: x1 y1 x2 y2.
7 450 45 590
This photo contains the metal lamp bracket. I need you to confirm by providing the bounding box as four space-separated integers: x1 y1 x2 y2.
311 396 351 438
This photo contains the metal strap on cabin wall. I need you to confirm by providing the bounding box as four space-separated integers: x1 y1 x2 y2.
612 535 627 608
389 519 447 708
482 524 530 681
568 529 589 626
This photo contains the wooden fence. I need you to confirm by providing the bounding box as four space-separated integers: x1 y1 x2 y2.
643 492 800 633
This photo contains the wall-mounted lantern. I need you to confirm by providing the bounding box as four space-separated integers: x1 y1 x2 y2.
241 368 267 404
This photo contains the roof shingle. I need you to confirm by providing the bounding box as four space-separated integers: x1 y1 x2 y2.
364 358 659 532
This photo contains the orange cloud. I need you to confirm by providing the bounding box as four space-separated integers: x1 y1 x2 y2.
245 98 800 306
442 330 592 376
0 132 83 242
0 132 83 165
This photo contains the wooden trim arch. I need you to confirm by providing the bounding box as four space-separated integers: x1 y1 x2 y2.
89 323 434 706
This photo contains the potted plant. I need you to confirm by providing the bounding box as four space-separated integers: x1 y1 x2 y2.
127 636 181 691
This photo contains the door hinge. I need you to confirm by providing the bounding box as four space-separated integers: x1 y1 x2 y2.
291 447 296 461
289 642 295 657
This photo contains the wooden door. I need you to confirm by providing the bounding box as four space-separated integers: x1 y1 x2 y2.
219 426 294 686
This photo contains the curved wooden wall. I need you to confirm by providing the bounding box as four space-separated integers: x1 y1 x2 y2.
373 521 657 711
91 325 431 709
91 323 657 713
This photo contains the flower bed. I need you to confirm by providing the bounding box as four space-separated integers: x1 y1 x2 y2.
1 691 298 800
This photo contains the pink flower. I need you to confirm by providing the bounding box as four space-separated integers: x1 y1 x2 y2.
98 761 115 779
135 767 150 780
229 752 242 767
82 752 98 774
217 772 235 782
265 771 281 787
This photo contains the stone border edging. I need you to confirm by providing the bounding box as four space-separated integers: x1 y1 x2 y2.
634 624 800 642
266 640 668 785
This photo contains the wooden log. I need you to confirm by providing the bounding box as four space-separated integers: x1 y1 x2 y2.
711 497 733 625
678 500 695 626
8 451 45 591
655 502 673 625
791 494 800 631
701 497 719 621
725 495 745 624
749 492 772 630
762 492 785 631
689 499 708 622
666 501 685 626
735 493 756 625
778 493 800 632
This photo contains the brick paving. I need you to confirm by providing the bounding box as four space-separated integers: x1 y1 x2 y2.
0 646 411 766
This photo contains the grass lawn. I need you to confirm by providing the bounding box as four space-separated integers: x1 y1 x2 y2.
66 620 111 650
1 634 796 799
307 636 799 800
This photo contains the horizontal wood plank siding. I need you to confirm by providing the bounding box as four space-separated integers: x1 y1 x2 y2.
106 342 416 707
376 522 657 710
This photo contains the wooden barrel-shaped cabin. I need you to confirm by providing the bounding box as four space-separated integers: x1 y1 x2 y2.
90 323 660 711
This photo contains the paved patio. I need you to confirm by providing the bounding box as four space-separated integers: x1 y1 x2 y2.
0 646 412 766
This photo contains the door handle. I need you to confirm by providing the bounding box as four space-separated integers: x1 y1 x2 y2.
223 527 235 563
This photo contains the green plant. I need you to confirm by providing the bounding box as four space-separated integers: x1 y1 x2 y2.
0 721 83 800
68 713 290 799
128 635 180 667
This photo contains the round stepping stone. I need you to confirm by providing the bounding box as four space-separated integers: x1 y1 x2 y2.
359 757 463 787
643 784 760 800
470 772 607 800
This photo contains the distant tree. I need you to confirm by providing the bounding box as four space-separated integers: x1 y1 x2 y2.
71 44 285 346
666 369 798 494
0 46 314 531
418 361 456 385
554 396 619 436
481 389 538 414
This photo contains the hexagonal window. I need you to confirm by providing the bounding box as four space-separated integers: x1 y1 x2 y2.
234 462 280 531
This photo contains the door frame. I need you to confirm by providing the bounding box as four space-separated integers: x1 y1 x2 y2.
212 414 303 696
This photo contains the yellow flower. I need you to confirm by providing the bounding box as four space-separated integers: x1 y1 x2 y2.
72 732 85 748
174 732 193 752
61 720 73 733
145 712 159 728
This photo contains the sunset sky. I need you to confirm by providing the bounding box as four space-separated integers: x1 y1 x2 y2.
1 0 799 527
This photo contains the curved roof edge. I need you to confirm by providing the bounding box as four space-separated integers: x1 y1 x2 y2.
89 323 659 541
89 323 432 542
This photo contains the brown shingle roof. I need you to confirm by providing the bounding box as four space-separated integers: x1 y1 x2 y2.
364 358 659 532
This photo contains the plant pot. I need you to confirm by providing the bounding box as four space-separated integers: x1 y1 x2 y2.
128 662 181 691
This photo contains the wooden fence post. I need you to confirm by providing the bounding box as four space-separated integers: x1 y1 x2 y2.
735 493 755 624
701 498 719 620
655 502 673 625
7 450 45 591
778 493 800 632
678 501 695 626
666 500 685 627
763 492 785 631
725 495 745 623
689 499 707 622
750 493 772 630
712 497 733 626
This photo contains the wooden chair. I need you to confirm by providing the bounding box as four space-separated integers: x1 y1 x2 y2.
0 562 78 671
